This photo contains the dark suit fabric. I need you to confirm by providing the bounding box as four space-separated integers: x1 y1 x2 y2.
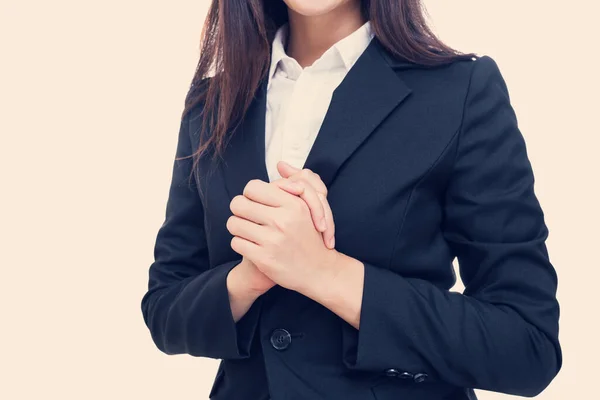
141 37 561 400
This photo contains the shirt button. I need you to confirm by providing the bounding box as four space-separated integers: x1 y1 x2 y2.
270 328 292 351
413 373 429 383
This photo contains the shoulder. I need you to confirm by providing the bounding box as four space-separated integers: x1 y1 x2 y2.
452 55 512 111
400 54 505 86
405 54 510 108
432 53 503 78
469 54 504 76
468 55 510 95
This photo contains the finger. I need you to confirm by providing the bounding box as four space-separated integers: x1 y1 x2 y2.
230 194 276 225
318 192 336 249
226 215 270 245
293 180 327 232
271 179 306 200
287 169 328 196
273 179 323 232
277 160 301 179
276 165 331 234
277 161 328 196
243 179 297 207
230 235 261 260
270 177 305 196
273 179 327 233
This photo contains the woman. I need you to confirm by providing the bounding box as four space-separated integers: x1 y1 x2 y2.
141 0 562 399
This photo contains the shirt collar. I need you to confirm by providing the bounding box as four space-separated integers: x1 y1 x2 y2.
334 20 374 71
267 23 290 88
267 20 374 90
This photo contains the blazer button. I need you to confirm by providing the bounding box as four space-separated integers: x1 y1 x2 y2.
413 373 429 383
270 328 292 351
398 371 414 380
384 368 400 377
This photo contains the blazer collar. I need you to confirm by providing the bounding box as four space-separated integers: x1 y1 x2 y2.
218 36 413 199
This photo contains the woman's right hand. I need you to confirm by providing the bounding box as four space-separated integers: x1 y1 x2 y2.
236 257 276 295
227 168 335 302
226 257 274 322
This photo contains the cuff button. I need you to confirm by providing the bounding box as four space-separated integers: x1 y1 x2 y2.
413 373 429 383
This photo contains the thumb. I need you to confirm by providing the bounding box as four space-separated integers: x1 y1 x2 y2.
277 160 300 178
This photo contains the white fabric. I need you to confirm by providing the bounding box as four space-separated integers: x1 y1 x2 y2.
264 21 374 182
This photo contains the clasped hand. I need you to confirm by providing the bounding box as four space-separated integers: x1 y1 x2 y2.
226 161 340 295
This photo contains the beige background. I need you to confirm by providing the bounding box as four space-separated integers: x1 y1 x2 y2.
1 0 598 399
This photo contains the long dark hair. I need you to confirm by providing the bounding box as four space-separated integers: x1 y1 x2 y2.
182 0 475 170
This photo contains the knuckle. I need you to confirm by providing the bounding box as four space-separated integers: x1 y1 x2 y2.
230 236 241 251
328 221 336 232
267 232 279 245
265 251 278 265
299 169 326 193
271 233 286 249
226 215 235 231
270 178 284 187
273 214 294 232
319 195 329 207
230 195 244 212
291 195 307 210
243 179 261 195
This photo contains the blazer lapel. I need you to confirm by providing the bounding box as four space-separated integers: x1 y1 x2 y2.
220 36 413 199
302 37 412 188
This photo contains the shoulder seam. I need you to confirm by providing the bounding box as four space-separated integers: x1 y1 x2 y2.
449 55 480 172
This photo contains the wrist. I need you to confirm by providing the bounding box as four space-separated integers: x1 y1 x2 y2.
298 249 344 298
227 261 263 303
301 252 365 328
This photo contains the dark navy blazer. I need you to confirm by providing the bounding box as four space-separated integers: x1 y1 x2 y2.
141 37 562 400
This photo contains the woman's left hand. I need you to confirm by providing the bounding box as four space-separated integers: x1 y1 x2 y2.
227 176 340 293
275 161 335 249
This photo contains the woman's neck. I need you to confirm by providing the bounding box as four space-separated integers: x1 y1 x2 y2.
286 3 366 68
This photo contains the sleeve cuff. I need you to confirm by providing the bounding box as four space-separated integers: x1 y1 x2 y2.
192 259 263 359
341 262 426 375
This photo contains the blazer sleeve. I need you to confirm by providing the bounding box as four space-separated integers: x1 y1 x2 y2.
340 56 562 397
140 108 261 359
